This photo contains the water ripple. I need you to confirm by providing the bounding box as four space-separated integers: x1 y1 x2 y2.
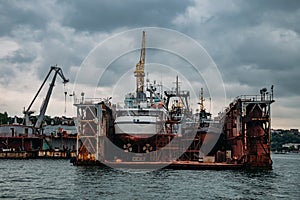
0 154 299 199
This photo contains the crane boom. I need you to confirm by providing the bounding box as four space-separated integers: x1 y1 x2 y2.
134 31 146 100
24 66 69 130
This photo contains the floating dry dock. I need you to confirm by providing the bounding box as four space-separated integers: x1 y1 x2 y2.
72 88 274 170
72 31 274 170
0 133 77 159
0 66 76 159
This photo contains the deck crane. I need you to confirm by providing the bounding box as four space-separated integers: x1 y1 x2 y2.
23 66 69 132
134 31 146 101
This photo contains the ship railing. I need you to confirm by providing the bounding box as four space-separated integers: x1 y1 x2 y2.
224 93 274 113
74 98 108 105
165 90 190 96
233 93 273 103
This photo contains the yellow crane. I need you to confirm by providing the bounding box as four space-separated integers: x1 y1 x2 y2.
134 31 146 100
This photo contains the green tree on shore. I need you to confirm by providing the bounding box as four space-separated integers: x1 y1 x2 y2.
0 112 9 124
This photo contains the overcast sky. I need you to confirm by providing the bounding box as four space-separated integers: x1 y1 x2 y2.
0 0 299 129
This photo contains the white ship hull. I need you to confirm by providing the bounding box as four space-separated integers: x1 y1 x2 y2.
114 108 167 136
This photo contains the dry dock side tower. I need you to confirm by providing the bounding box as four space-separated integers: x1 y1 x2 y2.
223 87 275 169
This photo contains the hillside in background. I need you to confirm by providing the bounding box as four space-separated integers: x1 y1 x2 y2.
1 112 299 152
0 112 74 126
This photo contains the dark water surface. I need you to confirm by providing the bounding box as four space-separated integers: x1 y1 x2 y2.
0 154 299 200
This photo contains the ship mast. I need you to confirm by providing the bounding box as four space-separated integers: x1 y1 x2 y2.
200 88 205 112
134 31 146 100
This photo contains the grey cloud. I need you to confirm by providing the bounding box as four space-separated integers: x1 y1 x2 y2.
0 1 48 36
59 0 193 32
4 49 36 64
0 0 299 128
173 0 300 100
0 64 15 86
235 0 300 13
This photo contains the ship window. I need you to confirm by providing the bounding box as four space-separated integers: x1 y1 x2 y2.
116 110 163 117
94 108 98 117
11 128 15 137
137 110 149 116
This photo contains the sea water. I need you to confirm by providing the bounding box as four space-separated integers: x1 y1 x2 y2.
0 154 299 199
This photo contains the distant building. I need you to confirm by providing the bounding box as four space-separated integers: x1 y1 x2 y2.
271 129 282 134
0 124 34 137
282 143 300 150
290 129 299 134
43 124 77 136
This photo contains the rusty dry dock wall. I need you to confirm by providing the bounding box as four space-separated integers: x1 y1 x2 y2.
224 96 274 170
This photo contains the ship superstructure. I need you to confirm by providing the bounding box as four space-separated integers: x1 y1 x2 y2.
114 31 169 139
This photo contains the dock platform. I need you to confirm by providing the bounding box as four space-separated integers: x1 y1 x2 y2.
74 160 244 170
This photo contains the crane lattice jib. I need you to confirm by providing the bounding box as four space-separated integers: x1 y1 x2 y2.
134 31 146 94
